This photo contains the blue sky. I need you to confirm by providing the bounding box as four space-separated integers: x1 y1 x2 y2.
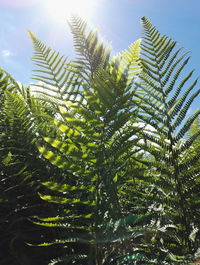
0 0 200 88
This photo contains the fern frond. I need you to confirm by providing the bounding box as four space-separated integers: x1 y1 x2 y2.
110 39 141 84
69 16 111 76
29 31 82 103
135 17 200 259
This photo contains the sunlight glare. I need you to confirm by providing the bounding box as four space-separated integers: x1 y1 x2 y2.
43 0 97 22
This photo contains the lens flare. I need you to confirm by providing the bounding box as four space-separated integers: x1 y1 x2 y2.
42 0 97 22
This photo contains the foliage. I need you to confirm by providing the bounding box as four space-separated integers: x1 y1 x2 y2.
133 17 200 263
0 16 200 265
0 70 65 264
28 16 148 265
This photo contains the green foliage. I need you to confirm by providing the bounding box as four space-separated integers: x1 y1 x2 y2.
28 16 147 265
0 16 200 265
0 71 65 264
133 16 200 263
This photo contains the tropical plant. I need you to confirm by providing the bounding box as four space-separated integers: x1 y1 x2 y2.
133 16 200 263
28 16 152 265
1 15 200 265
0 70 66 265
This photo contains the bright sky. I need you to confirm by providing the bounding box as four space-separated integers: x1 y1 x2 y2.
0 0 200 91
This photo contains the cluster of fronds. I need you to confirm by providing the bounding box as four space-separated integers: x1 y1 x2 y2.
0 70 66 265
28 16 149 265
133 17 200 262
0 16 200 265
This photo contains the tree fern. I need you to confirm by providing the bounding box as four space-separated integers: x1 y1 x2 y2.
26 16 153 265
134 16 200 262
0 69 67 265
1 15 200 265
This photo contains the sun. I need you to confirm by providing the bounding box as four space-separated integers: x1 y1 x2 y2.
42 0 97 22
